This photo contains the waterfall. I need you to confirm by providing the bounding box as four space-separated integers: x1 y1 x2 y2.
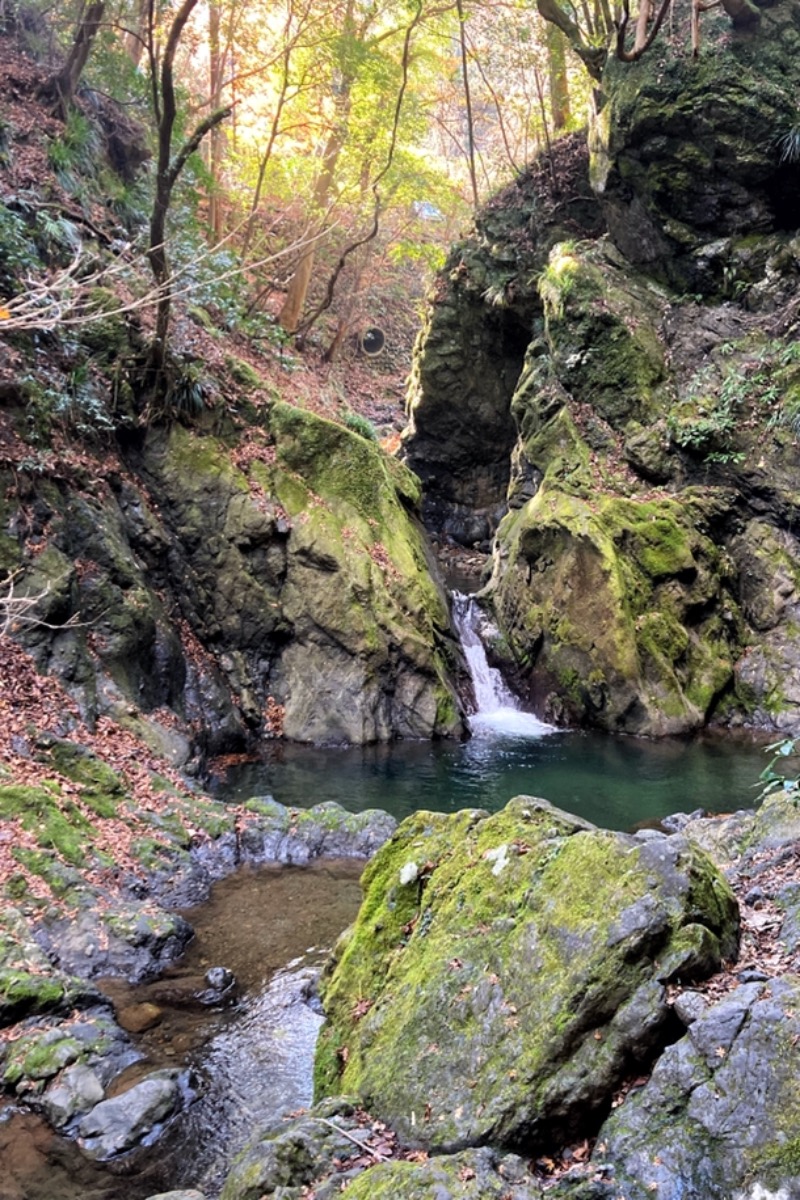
451 592 553 738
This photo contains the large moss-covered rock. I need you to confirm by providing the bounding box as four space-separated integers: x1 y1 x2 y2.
315 797 738 1152
4 400 463 750
592 0 800 291
489 485 740 734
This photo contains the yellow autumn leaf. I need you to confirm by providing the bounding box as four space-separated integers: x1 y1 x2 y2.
0 306 11 320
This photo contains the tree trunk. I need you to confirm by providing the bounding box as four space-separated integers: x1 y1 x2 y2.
122 0 149 66
207 0 225 240
546 24 570 133
456 0 479 210
278 91 351 332
43 0 106 119
278 0 355 333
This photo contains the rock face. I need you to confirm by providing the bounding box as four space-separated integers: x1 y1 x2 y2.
591 977 800 1200
2 399 463 754
314 797 738 1152
403 142 604 550
593 1 800 289
404 0 800 736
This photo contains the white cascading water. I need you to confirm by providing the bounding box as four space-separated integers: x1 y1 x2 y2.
451 591 554 737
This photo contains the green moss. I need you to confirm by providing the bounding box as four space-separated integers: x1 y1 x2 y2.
491 483 740 733
226 355 263 389
270 402 421 518
11 848 84 899
314 798 737 1149
44 741 125 818
0 970 66 1023
0 784 94 865
78 288 130 361
4 1034 82 1085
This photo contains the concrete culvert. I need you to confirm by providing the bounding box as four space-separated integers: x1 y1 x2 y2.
359 327 385 356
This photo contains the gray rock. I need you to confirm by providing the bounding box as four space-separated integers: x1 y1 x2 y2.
672 990 708 1027
220 1102 544 1200
144 1193 207 1200
78 1068 186 1160
594 976 800 1199
41 1063 104 1128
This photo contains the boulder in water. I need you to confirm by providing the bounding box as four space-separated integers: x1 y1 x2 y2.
77 1067 190 1160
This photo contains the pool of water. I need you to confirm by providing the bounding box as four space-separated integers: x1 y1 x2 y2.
211 727 769 831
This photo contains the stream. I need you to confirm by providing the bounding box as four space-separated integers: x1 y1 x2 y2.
0 860 364 1200
0 595 772 1199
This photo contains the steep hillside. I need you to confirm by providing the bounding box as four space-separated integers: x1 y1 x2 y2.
0 32 464 764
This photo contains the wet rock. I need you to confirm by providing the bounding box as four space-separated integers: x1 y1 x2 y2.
2 1006 139 1096
315 797 738 1152
238 799 397 866
40 1063 104 1127
117 1002 163 1033
77 1068 189 1160
0 906 95 1024
35 903 194 982
403 137 603 547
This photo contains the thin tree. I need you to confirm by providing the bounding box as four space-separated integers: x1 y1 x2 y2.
145 0 232 385
41 0 107 118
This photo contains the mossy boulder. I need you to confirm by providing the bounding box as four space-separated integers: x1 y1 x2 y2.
592 0 800 293
488 485 740 734
315 796 738 1152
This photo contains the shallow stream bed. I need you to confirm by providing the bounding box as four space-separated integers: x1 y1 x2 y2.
0 860 364 1200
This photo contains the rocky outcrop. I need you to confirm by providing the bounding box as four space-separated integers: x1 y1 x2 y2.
592 1 800 291
402 142 605 549
404 0 800 736
2 398 463 753
314 797 738 1152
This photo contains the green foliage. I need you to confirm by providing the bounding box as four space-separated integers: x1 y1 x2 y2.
21 364 115 444
166 361 213 417
757 738 800 805
0 203 37 292
668 341 800 461
33 209 81 262
538 245 579 319
343 411 378 441
47 111 101 195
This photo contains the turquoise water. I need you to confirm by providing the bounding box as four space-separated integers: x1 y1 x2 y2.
211 727 768 832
